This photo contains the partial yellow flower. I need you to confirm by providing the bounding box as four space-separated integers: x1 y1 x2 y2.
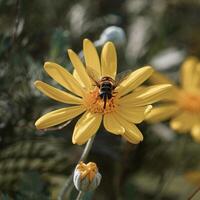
35 39 171 145
146 57 200 142
185 171 200 185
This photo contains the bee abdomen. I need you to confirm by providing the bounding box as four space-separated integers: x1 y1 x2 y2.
99 92 112 99
99 80 114 102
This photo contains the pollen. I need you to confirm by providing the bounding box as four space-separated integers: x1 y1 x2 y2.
178 91 200 113
83 87 118 114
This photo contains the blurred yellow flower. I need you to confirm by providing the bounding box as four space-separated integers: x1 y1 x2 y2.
35 39 171 145
146 57 200 142
185 171 200 185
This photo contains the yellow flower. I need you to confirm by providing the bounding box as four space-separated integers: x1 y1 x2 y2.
146 57 200 142
35 39 171 145
185 171 200 185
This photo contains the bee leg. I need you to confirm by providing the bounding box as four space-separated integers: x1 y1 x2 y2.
91 80 100 87
112 91 118 97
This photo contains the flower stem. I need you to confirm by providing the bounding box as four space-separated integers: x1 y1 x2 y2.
79 135 95 162
76 191 84 200
57 135 95 200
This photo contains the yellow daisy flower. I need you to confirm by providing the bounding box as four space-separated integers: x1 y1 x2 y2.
185 171 200 185
35 39 171 145
146 57 200 142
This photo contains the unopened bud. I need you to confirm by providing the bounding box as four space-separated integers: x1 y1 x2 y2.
95 26 126 47
73 161 101 192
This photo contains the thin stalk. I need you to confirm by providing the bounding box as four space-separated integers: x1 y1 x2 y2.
154 137 187 199
12 0 20 44
57 135 95 200
76 191 84 200
79 135 95 162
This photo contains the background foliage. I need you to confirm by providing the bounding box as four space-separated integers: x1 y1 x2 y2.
1 0 200 199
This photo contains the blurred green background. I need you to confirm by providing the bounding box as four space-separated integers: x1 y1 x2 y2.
1 0 200 199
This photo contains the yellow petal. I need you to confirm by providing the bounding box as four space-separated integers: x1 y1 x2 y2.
192 63 200 91
103 112 125 135
170 112 196 133
83 39 101 78
35 106 85 129
122 132 141 144
163 87 181 101
119 84 172 106
137 86 179 103
101 42 117 79
44 62 84 97
73 69 85 87
191 124 200 143
116 105 152 124
117 116 143 141
34 81 83 105
148 71 180 101
146 104 179 123
149 71 176 85
115 66 154 97
181 57 199 91
72 112 102 145
123 124 143 144
68 49 92 89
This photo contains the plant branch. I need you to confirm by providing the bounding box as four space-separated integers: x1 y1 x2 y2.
76 191 84 200
57 135 95 200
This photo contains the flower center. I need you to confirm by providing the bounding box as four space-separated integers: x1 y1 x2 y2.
178 91 200 113
83 87 118 114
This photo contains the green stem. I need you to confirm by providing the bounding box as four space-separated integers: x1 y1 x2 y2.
79 135 95 162
57 135 95 200
76 191 84 200
154 137 187 199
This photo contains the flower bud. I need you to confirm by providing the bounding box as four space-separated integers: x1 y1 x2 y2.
95 26 126 47
73 161 101 192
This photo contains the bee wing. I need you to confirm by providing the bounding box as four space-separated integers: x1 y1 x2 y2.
114 70 132 87
86 66 100 86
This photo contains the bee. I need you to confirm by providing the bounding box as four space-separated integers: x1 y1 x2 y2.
96 76 116 109
87 68 130 109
